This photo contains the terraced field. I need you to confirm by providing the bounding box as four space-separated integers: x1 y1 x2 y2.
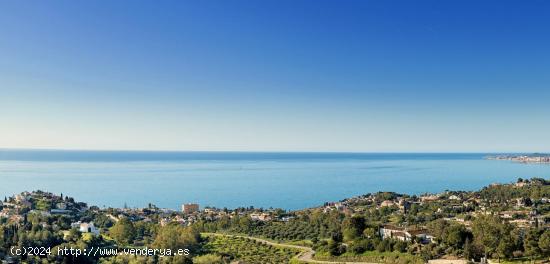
203 234 302 264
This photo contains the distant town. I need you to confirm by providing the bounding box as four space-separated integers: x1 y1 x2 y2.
486 154 550 164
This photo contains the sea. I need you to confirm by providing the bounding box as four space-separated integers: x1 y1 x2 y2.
0 150 549 211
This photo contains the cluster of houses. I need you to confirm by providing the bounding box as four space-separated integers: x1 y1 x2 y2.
322 202 352 214
151 203 288 227
379 224 435 243
321 192 472 216
0 191 87 223
316 179 550 245
0 191 107 242
322 192 461 215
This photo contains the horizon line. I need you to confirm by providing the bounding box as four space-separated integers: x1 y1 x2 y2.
0 147 543 154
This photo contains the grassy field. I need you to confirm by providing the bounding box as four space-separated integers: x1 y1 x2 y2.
202 235 302 264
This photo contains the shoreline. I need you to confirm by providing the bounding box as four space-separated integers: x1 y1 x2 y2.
486 154 550 164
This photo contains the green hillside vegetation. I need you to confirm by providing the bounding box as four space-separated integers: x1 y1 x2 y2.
201 235 301 264
4 178 550 263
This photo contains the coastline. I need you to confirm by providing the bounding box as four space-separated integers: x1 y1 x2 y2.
2 177 549 263
2 152 550 211
486 154 550 164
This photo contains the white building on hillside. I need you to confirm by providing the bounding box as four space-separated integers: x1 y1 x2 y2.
71 221 100 235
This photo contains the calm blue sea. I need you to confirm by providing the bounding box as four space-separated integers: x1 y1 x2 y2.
0 150 549 210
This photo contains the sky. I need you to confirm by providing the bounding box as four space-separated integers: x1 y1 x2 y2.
1 0 549 152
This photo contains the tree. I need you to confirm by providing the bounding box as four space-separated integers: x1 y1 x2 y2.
394 240 407 253
376 239 391 252
539 230 550 257
328 239 342 256
330 231 343 243
349 240 367 254
524 229 541 261
444 224 469 250
109 218 136 245
494 222 516 261
464 238 475 261
152 224 200 253
66 228 81 242
472 215 502 259
342 215 365 241
496 234 515 260
427 219 449 242
363 227 377 238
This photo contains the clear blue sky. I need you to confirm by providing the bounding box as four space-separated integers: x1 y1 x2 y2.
1 0 549 152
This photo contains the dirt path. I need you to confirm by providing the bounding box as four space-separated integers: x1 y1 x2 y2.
202 233 377 264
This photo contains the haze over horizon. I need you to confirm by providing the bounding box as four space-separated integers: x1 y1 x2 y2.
0 148 544 154
1 1 550 152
